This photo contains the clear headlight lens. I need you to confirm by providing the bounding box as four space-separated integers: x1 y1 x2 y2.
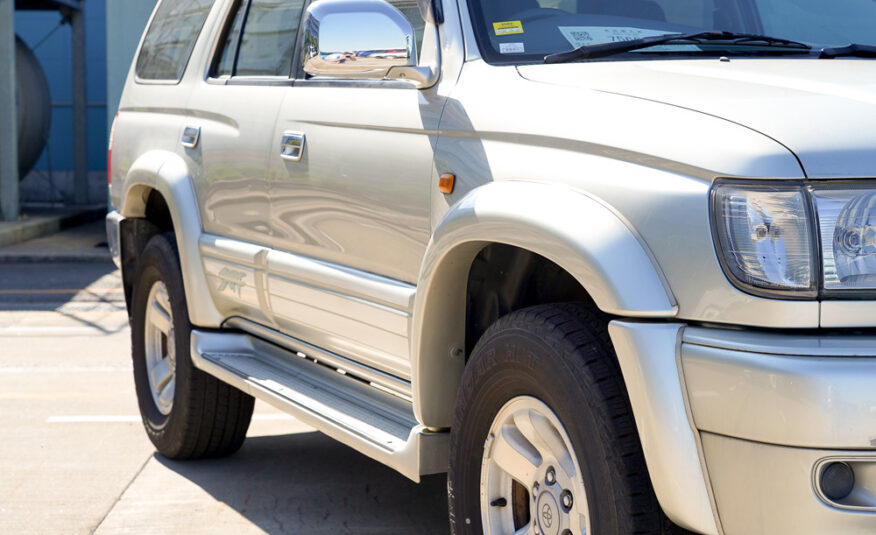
713 184 815 295
812 188 876 291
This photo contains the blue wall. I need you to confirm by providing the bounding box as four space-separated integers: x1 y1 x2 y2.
14 1 107 173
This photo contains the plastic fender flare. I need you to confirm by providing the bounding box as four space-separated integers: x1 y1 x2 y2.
411 180 678 428
119 150 222 327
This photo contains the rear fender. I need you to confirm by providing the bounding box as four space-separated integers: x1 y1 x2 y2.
119 150 222 327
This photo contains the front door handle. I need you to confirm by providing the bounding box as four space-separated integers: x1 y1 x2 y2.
280 131 306 162
181 126 201 149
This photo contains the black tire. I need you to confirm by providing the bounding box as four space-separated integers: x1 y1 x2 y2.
448 303 686 534
131 233 254 459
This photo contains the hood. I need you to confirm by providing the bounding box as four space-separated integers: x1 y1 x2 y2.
518 59 876 178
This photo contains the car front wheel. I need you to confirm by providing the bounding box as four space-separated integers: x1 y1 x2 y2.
448 303 678 534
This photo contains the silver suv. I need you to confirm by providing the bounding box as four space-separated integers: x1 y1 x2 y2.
107 0 876 533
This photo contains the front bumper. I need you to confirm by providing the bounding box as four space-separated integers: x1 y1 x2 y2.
682 327 876 534
609 321 876 535
105 210 123 269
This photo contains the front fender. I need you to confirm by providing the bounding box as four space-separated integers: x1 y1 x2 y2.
119 150 222 327
412 180 677 427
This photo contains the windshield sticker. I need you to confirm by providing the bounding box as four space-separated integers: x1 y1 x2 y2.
494 21 524 36
500 42 526 54
558 26 667 47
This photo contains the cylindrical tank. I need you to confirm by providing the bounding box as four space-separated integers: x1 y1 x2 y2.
15 35 52 180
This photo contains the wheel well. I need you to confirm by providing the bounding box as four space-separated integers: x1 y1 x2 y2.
465 244 595 356
119 189 175 310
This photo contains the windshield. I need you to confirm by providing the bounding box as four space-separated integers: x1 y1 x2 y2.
468 0 876 63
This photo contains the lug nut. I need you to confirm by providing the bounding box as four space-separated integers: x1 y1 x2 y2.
545 467 556 485
561 490 573 510
532 482 540 498
561 530 573 535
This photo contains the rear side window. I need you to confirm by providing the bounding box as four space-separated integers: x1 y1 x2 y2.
214 0 306 78
136 0 215 82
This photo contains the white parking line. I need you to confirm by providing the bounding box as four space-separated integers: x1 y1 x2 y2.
46 414 295 423
47 415 141 423
0 366 132 374
0 326 124 336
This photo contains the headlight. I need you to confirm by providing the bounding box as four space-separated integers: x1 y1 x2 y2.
713 181 876 298
713 183 816 297
812 187 876 292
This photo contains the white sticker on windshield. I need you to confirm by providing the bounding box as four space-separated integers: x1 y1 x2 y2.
500 42 525 54
558 26 668 48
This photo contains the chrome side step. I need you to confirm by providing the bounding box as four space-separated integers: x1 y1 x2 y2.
190 329 448 481
223 316 412 399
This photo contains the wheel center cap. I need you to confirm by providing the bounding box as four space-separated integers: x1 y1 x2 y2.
536 491 560 535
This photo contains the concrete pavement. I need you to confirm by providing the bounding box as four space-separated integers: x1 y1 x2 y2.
0 218 111 263
0 208 105 250
0 256 449 534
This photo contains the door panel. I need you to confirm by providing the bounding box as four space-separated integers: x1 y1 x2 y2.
269 86 439 282
187 0 304 322
266 248 416 378
267 84 443 377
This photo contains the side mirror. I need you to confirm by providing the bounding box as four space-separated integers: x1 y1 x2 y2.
302 0 418 80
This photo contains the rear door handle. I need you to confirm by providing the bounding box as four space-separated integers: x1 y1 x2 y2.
280 131 306 162
181 126 201 149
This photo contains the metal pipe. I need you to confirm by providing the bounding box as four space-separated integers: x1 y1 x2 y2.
0 0 19 221
70 8 88 205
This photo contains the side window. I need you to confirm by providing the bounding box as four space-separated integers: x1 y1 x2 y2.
215 3 246 76
213 0 305 78
387 0 426 54
137 0 215 82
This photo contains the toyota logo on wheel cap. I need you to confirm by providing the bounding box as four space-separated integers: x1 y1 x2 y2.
535 492 561 535
541 503 554 527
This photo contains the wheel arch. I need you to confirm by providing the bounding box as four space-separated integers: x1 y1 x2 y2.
412 180 678 428
117 150 222 327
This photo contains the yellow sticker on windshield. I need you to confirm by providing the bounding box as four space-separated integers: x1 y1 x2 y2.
493 21 524 36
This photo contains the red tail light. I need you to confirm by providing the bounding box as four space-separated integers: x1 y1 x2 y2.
108 112 119 184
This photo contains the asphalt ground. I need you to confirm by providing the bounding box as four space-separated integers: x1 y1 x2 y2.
0 259 449 534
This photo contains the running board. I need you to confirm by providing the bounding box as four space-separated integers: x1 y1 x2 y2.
190 329 448 481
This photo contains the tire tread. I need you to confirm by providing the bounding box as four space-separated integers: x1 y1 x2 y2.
131 232 254 460
449 302 695 535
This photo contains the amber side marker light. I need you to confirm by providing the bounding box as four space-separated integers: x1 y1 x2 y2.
439 173 455 194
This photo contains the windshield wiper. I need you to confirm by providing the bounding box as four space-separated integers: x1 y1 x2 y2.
820 43 876 59
545 31 811 64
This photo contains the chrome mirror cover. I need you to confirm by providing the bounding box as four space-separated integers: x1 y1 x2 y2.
302 0 418 80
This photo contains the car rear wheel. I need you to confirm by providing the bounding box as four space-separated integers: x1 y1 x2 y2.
131 232 254 459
